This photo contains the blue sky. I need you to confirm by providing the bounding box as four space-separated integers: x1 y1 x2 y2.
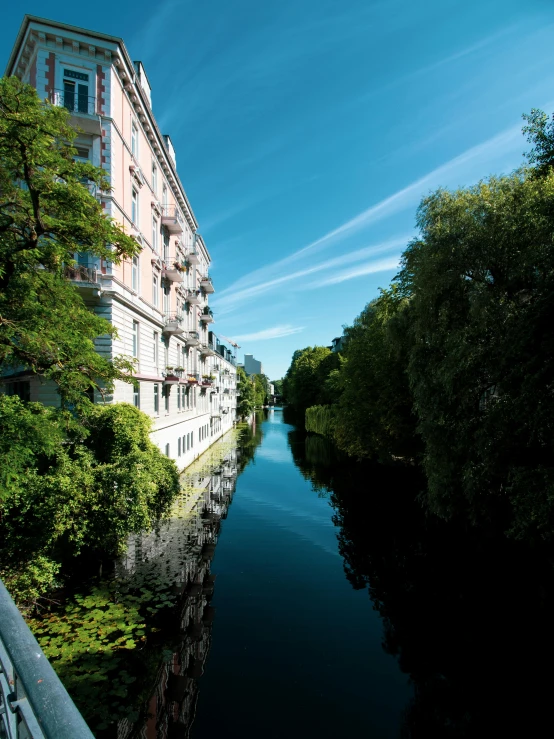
2 1 554 379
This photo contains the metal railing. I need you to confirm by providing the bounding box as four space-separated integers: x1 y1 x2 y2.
64 265 98 283
0 578 94 738
187 331 200 341
163 313 184 326
161 206 184 225
50 89 97 117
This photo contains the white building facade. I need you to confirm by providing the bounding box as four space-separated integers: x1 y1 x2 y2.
3 15 237 468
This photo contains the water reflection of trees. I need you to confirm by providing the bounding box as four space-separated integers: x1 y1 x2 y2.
289 428 554 737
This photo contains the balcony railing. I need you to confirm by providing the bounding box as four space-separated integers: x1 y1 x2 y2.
199 275 215 294
162 313 185 336
161 259 185 283
185 331 200 347
50 89 97 116
161 206 184 234
64 265 98 283
199 307 214 323
184 289 201 306
185 250 200 266
0 578 94 739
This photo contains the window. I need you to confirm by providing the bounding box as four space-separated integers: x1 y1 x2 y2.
152 163 157 194
7 381 30 402
152 216 158 253
178 437 181 457
165 387 170 413
153 331 159 370
177 385 181 411
154 383 159 415
132 256 139 292
63 69 89 114
182 346 187 371
133 383 140 408
181 385 186 408
163 285 170 314
132 321 139 359
163 227 170 261
131 188 139 225
165 443 170 457
131 121 138 158
191 431 193 448
162 184 167 208
152 274 159 307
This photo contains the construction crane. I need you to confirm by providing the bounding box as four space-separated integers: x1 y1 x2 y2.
217 333 240 360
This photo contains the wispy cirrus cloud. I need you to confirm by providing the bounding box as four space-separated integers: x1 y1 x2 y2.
213 235 411 311
233 325 305 342
214 118 528 309
310 256 402 288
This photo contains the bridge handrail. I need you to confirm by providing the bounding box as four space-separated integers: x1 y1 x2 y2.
0 578 94 738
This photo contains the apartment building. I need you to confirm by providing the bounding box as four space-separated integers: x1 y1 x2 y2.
3 15 237 466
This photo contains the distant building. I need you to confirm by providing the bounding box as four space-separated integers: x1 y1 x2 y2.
331 336 345 353
243 354 263 376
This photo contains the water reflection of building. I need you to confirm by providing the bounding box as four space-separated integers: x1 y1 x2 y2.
116 446 239 739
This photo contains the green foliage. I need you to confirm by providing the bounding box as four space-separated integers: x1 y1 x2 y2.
272 378 284 396
0 400 180 608
305 405 336 438
333 287 419 463
0 76 138 411
398 169 554 534
27 577 177 732
283 346 339 413
522 108 554 175
252 373 270 406
236 366 255 419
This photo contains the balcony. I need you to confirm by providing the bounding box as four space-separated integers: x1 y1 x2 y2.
200 307 214 324
162 259 186 283
200 342 217 357
186 250 201 265
65 265 102 300
185 331 200 347
162 313 185 336
185 289 201 306
161 205 185 234
200 275 215 293
50 89 101 136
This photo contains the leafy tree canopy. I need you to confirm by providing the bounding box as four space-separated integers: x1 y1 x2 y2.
398 169 554 534
0 76 139 412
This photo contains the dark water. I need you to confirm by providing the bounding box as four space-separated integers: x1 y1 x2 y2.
191 410 411 738
131 409 554 739
188 410 554 739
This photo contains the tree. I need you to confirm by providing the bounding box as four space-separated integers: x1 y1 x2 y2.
522 108 554 175
283 346 337 414
0 397 179 607
252 373 270 407
0 76 138 412
398 170 554 536
333 287 419 462
236 366 255 420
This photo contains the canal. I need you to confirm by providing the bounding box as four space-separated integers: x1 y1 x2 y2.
32 408 554 737
190 408 411 738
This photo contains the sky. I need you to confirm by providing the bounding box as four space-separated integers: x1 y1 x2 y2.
2 1 554 379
